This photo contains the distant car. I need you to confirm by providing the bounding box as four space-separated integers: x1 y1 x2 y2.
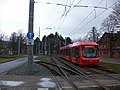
59 41 100 65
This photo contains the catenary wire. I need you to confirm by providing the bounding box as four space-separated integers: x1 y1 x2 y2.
57 0 83 31
69 0 104 35
71 0 119 36
48 0 69 28
57 0 76 30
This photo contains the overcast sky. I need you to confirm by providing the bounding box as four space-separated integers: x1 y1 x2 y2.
0 0 118 40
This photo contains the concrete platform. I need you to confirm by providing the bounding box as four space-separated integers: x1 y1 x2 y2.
0 74 120 89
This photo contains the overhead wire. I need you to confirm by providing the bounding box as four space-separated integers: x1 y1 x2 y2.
71 0 119 36
39 0 83 30
57 0 83 31
47 0 69 29
57 0 76 30
48 15 64 27
97 0 104 6
69 9 95 34
35 0 118 37
56 0 69 30
65 0 83 14
35 0 69 29
69 0 104 35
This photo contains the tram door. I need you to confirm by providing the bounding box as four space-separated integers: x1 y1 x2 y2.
69 49 72 61
75 47 79 64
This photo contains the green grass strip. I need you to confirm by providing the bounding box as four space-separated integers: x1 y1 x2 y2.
34 55 51 62
99 62 120 73
0 55 27 63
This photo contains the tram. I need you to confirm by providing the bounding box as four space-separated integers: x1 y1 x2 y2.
59 41 100 65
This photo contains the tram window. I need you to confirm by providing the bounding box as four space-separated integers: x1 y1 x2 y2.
67 49 70 56
70 49 71 56
63 49 65 54
66 49 68 55
65 49 67 55
68 49 70 56
72 48 79 57
82 46 98 58
61 50 62 54
62 50 63 54
72 48 75 57
75 48 79 58
64 49 66 55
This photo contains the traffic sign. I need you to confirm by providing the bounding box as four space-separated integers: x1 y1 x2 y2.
27 32 34 39
27 39 34 45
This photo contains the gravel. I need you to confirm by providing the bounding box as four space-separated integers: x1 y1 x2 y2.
6 62 51 76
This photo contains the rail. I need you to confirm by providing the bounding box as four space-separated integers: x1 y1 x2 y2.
54 56 111 90
37 60 80 90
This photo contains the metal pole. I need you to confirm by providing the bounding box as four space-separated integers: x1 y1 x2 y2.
49 43 50 55
39 27 40 55
36 42 37 54
92 27 96 42
45 36 47 54
41 41 43 54
59 37 61 55
18 36 20 56
28 0 34 74
65 37 66 46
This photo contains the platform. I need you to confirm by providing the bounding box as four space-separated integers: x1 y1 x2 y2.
0 74 120 89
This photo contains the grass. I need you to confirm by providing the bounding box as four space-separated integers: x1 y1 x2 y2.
35 56 120 73
34 55 51 62
0 58 12 63
0 55 27 63
99 62 120 73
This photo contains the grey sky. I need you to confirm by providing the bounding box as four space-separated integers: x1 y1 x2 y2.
0 0 118 40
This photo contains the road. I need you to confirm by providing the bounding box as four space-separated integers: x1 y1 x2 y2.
0 57 28 74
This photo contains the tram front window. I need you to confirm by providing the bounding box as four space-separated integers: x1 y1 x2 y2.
82 46 98 58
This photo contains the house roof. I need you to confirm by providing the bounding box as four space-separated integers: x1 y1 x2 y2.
97 31 120 43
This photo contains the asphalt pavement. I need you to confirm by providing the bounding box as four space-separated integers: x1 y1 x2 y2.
0 57 28 74
100 58 120 64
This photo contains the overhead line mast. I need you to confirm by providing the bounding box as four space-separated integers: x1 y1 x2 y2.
28 0 34 75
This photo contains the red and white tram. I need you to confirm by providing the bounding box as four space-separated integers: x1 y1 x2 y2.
59 41 100 65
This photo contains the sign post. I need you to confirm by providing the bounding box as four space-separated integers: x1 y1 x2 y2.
27 0 34 75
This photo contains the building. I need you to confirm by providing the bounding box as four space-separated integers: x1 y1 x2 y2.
0 41 11 55
97 31 120 59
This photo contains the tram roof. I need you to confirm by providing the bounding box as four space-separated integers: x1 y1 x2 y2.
72 41 98 47
60 41 98 50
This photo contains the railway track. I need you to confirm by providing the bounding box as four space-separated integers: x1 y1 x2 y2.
82 67 120 81
37 60 80 90
36 56 120 90
91 65 118 74
53 56 120 90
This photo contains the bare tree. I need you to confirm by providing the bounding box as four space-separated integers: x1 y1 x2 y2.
0 33 8 55
9 32 18 54
84 27 100 42
0 33 8 41
100 1 120 33
17 29 27 54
